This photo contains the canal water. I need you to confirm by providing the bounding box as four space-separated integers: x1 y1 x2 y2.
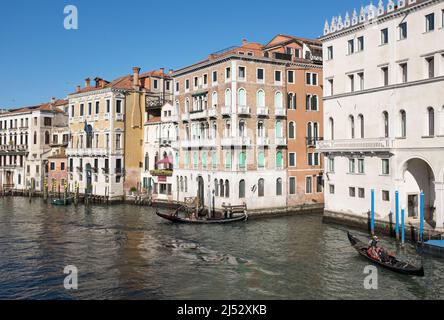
0 197 443 300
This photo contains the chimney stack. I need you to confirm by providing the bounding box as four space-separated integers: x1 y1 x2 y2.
160 68 165 75
168 69 174 75
133 67 141 89
76 85 81 93
85 78 91 88
242 39 248 45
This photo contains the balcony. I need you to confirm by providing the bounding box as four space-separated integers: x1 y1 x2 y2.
66 148 109 157
221 106 232 116
207 108 217 118
316 138 394 153
257 107 269 117
0 145 28 155
275 138 287 146
150 169 173 177
306 137 324 147
257 137 270 146
238 106 251 115
189 109 208 120
275 109 287 117
116 114 124 122
181 113 190 122
221 136 252 147
164 115 179 123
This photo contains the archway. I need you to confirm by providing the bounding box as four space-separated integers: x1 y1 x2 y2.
197 176 205 208
402 158 436 227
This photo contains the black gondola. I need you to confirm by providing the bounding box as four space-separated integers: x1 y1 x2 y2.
156 210 248 224
347 232 424 277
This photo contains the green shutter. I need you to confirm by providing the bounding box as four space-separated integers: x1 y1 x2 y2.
202 152 207 168
226 152 232 169
258 152 265 168
239 152 246 169
276 151 283 168
194 152 198 168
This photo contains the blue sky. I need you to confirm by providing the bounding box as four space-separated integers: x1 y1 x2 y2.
0 0 359 108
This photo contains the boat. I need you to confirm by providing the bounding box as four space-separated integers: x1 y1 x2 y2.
347 232 424 277
51 197 73 206
156 210 248 224
417 240 444 258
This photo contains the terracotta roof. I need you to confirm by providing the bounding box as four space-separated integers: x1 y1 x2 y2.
2 99 66 116
48 154 67 160
147 116 161 123
263 34 322 49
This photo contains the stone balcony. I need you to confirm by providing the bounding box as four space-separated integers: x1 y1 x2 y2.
274 137 287 146
238 106 251 115
221 136 252 147
0 145 28 155
257 137 270 146
189 110 208 120
275 109 287 117
66 148 113 157
221 106 232 116
257 107 269 117
316 138 394 153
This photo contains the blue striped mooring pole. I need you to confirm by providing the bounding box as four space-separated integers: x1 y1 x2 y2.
395 191 400 240
420 191 425 243
401 208 405 245
371 189 375 235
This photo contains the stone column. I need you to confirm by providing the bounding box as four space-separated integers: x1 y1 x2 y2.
435 181 444 231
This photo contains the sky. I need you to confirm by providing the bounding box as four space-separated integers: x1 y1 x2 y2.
0 0 360 108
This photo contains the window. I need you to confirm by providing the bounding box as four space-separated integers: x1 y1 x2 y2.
276 178 283 196
274 70 282 83
426 13 435 32
400 63 408 83
226 67 231 80
349 158 356 173
358 72 364 90
257 68 264 82
193 77 198 88
50 162 55 171
176 82 180 92
305 176 313 194
327 46 334 60
382 190 390 202
399 22 407 40
383 111 389 138
238 66 246 80
80 104 84 116
239 180 245 198
358 159 365 174
357 36 364 51
287 70 294 83
288 122 296 139
185 79 190 90
381 28 389 44
203 74 208 85
212 71 217 83
349 74 355 92
153 79 158 89
428 107 435 136
328 79 334 96
308 153 320 166
258 179 265 197
258 152 265 169
275 92 283 110
349 187 356 198
381 66 389 86
225 151 232 169
257 90 265 108
382 159 390 175
329 184 335 194
306 73 318 85
95 101 100 114
316 176 323 193
116 133 121 150
106 100 110 113
239 152 246 169
400 110 407 138
348 39 354 54
225 180 230 198
358 114 365 138
276 151 283 169
289 153 296 167
116 100 122 114
71 105 75 118
289 177 296 195
426 57 435 78
358 188 365 199
349 115 355 139
328 157 335 173
287 93 296 110
306 95 318 111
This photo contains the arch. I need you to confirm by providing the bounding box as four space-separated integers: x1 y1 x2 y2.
400 110 407 138
288 121 296 139
225 180 230 198
358 114 364 138
382 111 389 138
238 88 247 106
427 107 435 136
276 151 283 169
257 89 265 108
258 178 265 197
400 157 436 225
239 151 247 169
276 178 283 196
219 179 224 197
275 91 283 110
348 115 355 139
329 117 334 140
225 89 232 106
239 180 246 198
212 92 218 108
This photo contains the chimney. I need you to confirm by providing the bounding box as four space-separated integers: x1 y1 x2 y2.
85 78 91 88
51 97 56 103
160 68 165 75
168 69 174 75
76 85 81 93
133 67 141 89
242 39 248 45
101 79 106 88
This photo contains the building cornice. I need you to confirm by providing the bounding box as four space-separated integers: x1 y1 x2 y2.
324 75 444 101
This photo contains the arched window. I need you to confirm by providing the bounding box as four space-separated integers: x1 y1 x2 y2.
311 95 318 111
257 90 265 108
349 116 355 139
225 180 230 198
224 120 231 138
428 107 435 136
358 114 364 138
193 152 198 169
329 117 334 140
180 177 184 192
239 120 246 137
288 122 296 139
44 131 50 145
275 120 282 138
258 151 265 168
175 152 179 169
239 152 246 170
238 88 246 106
276 178 283 196
276 151 283 169
258 178 265 197
219 179 224 197
214 179 219 196
185 98 190 113
257 121 265 138
288 93 296 110
275 91 283 110
383 111 389 138
202 152 207 168
225 151 232 169
144 153 149 171
225 89 232 106
239 180 246 198
184 177 188 192
212 92 218 108
307 122 313 140
400 110 406 138
212 150 218 169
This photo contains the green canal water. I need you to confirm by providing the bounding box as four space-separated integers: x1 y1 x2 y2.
0 197 443 300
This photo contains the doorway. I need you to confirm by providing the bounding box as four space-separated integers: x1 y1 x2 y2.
408 194 419 218
197 176 205 208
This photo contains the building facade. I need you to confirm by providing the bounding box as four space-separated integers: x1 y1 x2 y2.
0 99 68 192
319 0 444 229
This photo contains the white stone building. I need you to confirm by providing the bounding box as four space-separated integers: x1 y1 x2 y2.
319 0 444 230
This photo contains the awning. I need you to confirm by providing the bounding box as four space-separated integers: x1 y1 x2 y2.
156 157 173 165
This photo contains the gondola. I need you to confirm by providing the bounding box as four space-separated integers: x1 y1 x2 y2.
51 197 73 206
347 232 424 277
156 210 248 224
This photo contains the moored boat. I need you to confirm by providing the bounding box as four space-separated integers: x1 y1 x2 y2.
156 210 248 224
348 232 424 277
51 197 73 206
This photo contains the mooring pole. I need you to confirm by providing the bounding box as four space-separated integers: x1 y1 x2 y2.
395 191 400 240
420 191 425 243
401 208 405 246
371 189 375 236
